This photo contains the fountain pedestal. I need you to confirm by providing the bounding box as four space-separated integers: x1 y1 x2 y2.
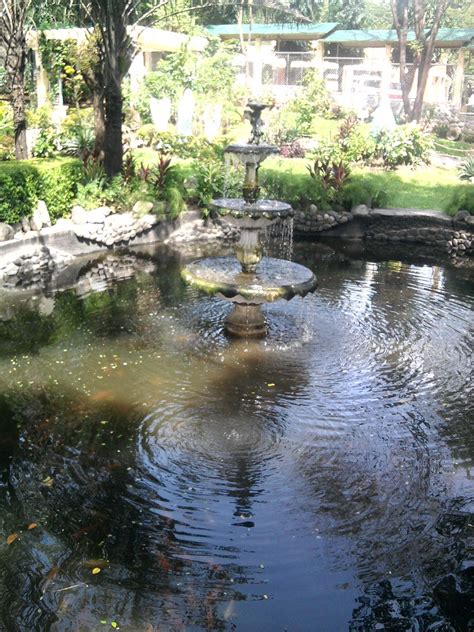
225 304 266 338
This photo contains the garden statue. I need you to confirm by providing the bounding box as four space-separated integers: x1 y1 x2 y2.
150 97 171 132
244 100 270 145
177 88 194 136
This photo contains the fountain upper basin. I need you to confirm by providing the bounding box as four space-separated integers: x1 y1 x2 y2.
182 256 317 304
225 143 279 166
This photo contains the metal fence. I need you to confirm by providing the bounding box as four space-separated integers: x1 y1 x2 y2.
239 52 459 109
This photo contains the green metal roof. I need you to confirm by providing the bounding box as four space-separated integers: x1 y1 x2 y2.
325 27 474 47
206 22 339 40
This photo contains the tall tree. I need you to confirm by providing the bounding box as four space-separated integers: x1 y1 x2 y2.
390 0 450 121
81 0 137 176
0 0 31 158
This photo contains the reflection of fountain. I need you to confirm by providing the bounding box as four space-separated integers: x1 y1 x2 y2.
182 102 317 337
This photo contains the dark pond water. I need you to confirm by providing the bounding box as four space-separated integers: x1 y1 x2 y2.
0 241 472 632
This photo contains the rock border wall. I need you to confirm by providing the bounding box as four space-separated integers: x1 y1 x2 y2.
294 206 474 258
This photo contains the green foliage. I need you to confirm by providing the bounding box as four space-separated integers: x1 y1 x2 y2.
39 160 84 220
290 68 332 134
61 124 95 162
0 136 14 161
0 158 82 223
27 105 53 129
458 157 474 183
38 34 86 105
32 128 58 158
0 103 13 136
308 157 351 208
375 125 433 169
445 185 474 216
342 177 388 210
260 167 329 211
191 159 241 209
137 127 224 161
337 117 377 164
135 42 240 134
135 47 196 122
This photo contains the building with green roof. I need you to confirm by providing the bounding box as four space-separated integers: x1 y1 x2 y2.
206 22 339 41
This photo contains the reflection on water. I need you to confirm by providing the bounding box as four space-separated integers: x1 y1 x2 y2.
0 242 472 631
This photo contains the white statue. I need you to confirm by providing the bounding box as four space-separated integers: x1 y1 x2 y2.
150 97 171 133
203 104 222 141
176 88 194 136
371 96 396 135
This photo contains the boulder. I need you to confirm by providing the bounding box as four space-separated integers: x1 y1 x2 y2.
353 204 370 216
0 223 14 241
52 217 74 231
132 200 154 216
71 205 88 224
21 216 31 232
454 210 471 221
85 206 112 224
30 200 51 231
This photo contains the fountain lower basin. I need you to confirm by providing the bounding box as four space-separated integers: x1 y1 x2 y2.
182 256 317 303
182 256 317 337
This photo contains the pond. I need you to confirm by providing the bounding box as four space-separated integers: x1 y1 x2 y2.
0 241 472 631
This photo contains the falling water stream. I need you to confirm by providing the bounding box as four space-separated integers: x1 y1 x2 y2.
0 241 472 631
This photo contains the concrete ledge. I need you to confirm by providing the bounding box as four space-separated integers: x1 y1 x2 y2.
0 210 202 260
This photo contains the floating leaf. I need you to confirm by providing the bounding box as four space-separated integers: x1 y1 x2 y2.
267 383 275 387
42 476 54 487
92 567 101 575
111 623 118 629
6 533 18 545
100 621 107 625
27 523 38 530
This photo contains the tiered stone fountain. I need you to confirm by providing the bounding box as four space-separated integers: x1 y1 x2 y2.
182 102 317 337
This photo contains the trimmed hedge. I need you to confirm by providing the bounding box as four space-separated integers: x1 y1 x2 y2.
0 158 83 224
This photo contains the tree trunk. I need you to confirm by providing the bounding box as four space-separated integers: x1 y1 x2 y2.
92 90 106 161
11 73 28 159
104 78 123 177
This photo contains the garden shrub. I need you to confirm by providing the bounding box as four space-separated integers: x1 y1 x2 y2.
260 167 331 211
191 158 241 209
375 125 433 169
0 135 14 161
445 185 474 216
137 127 224 161
293 68 332 132
342 177 388 211
458 157 474 183
32 127 58 158
0 158 82 223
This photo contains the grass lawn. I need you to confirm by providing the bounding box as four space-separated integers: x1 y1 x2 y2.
352 165 460 210
134 147 460 213
263 157 459 211
433 137 474 158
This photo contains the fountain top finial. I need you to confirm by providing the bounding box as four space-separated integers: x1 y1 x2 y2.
244 100 271 145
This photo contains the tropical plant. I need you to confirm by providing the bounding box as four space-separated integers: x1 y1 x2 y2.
308 157 351 207
61 125 95 163
458 157 474 183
